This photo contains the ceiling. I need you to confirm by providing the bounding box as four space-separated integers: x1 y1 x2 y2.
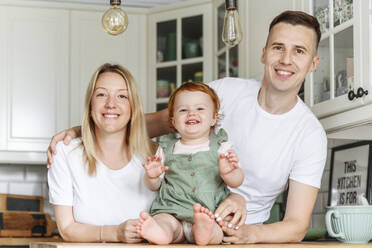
27 0 188 8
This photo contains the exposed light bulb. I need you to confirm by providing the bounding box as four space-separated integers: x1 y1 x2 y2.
102 0 128 35
222 0 243 47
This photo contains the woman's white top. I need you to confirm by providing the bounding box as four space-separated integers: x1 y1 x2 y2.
48 138 156 226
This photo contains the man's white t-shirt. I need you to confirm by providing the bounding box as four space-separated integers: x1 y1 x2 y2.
208 77 327 224
48 138 156 226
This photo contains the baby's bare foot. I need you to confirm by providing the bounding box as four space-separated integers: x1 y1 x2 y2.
192 203 217 245
136 211 171 244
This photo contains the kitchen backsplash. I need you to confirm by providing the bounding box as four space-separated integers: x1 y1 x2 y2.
310 139 357 229
0 164 53 217
0 138 359 228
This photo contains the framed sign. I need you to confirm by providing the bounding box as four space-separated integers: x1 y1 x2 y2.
328 141 372 206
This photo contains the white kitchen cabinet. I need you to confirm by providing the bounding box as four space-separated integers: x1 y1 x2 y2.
147 0 213 112
316 0 372 135
299 0 372 120
0 1 148 163
0 5 69 153
70 9 148 126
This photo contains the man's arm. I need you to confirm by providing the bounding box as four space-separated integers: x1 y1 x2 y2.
145 108 171 138
46 126 81 167
222 179 318 243
47 109 171 167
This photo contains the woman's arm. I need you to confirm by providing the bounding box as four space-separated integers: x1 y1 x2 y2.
54 205 118 242
54 205 142 243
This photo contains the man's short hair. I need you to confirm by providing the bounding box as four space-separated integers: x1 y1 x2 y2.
268 10 321 51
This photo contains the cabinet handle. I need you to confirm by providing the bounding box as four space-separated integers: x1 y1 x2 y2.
348 87 368 101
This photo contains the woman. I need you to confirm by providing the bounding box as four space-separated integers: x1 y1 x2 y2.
48 63 156 242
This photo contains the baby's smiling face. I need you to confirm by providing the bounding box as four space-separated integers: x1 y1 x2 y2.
171 90 217 144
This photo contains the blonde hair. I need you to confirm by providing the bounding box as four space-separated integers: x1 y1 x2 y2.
81 63 153 176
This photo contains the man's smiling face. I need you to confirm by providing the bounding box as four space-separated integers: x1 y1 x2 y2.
261 22 319 96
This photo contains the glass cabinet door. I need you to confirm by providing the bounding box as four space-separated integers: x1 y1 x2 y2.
150 3 212 112
155 15 204 111
156 20 177 111
215 0 239 79
157 20 177 63
156 66 176 111
311 0 354 105
181 15 204 83
182 15 203 60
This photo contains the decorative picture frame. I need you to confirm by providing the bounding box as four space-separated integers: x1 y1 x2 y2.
328 141 372 206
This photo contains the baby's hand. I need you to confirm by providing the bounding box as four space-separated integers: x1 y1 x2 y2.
219 149 239 175
142 156 168 179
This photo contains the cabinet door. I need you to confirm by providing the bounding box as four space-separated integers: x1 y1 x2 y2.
361 0 372 104
70 10 147 126
0 7 6 151
148 2 212 112
0 6 69 151
304 0 367 118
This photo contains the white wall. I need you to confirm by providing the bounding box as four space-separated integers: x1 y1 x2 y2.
247 0 293 80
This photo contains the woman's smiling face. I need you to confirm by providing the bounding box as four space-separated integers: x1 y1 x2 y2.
90 71 131 135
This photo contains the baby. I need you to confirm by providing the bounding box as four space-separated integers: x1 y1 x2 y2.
137 82 244 245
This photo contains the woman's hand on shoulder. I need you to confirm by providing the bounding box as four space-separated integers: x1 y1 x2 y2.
46 126 81 168
214 193 246 230
117 219 143 243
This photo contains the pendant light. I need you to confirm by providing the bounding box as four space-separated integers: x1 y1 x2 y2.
222 0 243 47
102 0 128 35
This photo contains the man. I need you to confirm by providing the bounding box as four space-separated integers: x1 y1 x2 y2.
47 10 327 243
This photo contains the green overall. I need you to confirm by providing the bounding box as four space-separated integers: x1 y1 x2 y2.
149 129 231 223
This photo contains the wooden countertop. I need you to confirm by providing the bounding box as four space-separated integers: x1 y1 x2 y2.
29 241 372 248
0 236 62 246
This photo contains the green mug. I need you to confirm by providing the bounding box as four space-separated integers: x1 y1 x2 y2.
325 206 372 244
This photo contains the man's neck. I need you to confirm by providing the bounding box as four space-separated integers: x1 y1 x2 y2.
258 84 299 115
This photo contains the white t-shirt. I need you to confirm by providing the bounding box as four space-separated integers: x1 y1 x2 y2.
208 77 327 224
48 138 156 226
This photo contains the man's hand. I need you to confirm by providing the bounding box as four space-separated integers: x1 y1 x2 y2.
222 224 258 244
214 193 246 230
221 180 318 244
46 126 81 168
117 219 143 243
142 156 168 179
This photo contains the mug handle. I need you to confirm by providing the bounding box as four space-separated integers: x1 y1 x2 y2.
325 209 345 239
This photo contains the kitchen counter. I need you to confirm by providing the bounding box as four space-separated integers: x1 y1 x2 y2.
30 242 372 248
0 236 62 246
